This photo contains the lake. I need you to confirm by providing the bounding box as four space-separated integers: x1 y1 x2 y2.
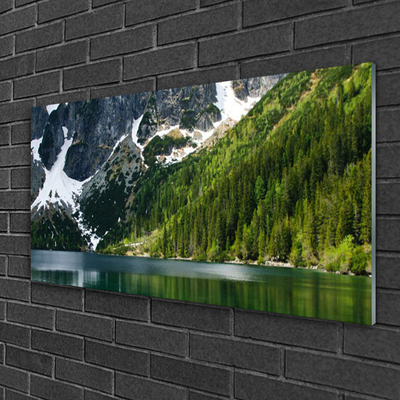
31 249 372 324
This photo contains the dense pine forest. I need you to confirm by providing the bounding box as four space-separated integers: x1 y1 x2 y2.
97 64 372 275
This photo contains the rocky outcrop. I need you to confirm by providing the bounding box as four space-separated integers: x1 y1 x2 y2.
232 75 286 101
31 106 49 140
38 106 66 170
63 95 148 181
137 84 221 142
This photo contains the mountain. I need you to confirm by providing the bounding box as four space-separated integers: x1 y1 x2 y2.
97 64 373 275
31 76 284 251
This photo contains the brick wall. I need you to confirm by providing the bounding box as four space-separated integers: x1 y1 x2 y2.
0 0 399 399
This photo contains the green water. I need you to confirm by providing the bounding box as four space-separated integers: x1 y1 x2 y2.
31 249 372 324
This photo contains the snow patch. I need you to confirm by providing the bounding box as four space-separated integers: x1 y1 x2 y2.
131 114 144 151
46 104 59 115
215 81 260 128
32 129 86 213
31 138 43 162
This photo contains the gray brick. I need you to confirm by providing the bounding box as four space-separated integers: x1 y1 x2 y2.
151 355 230 396
189 392 221 400
377 182 400 215
37 41 88 72
377 146 400 179
0 126 10 147
377 108 400 143
64 60 121 90
377 289 400 326
11 168 30 188
32 329 84 360
376 256 400 290
377 218 400 252
286 350 400 400
0 365 28 393
16 22 63 53
8 302 54 329
16 0 36 5
10 213 30 233
6 346 52 376
0 100 35 124
84 391 114 400
11 124 30 145
85 289 148 320
345 325 400 363
244 0 346 27
91 79 155 99
377 72 400 107
38 0 90 23
191 334 280 374
85 340 149 375
157 65 236 91
57 310 113 341
14 72 60 99
66 5 123 41
116 321 186 356
116 373 186 400
235 309 338 351
0 54 34 81
235 372 337 400
0 301 5 319
199 24 291 66
9 217 28 239
295 2 400 49
0 82 11 103
93 0 119 7
0 190 30 209
152 299 231 334
354 36 400 71
37 89 89 107
91 25 154 60
0 235 30 256
0 322 29 347
0 37 13 59
0 256 6 275
0 170 9 190
126 0 197 26
159 5 238 45
3 389 33 400
0 278 29 301
31 375 84 400
8 256 30 278
242 46 347 78
0 0 12 14
201 0 227 6
56 358 113 393
0 213 7 232
32 282 83 310
124 43 196 80
0 7 35 36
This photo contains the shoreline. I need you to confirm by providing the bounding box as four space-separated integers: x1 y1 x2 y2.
97 249 371 277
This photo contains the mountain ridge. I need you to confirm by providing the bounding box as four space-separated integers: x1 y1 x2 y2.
31 76 283 250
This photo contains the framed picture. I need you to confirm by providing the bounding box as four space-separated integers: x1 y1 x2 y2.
31 63 375 324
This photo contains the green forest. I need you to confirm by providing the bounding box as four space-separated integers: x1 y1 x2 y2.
98 64 373 275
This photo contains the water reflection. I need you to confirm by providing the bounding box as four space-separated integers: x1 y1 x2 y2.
31 250 372 324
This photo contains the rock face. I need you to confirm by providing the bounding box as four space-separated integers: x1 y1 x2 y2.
63 95 148 181
232 75 286 101
31 106 49 140
137 83 220 142
38 106 66 170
